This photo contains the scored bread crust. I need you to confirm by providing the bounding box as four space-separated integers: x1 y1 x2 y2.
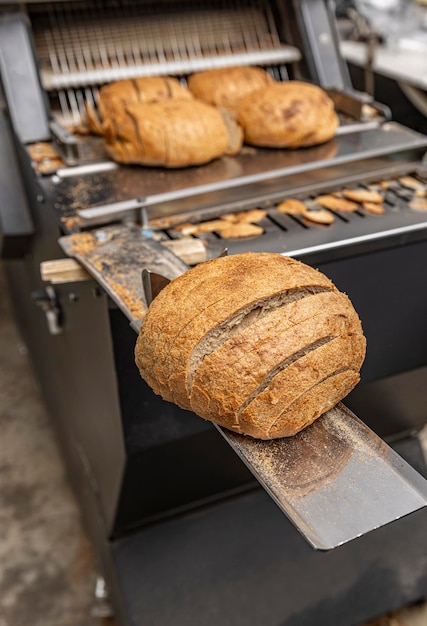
88 76 193 135
267 369 360 439
104 99 231 167
87 76 243 164
135 252 366 439
136 254 336 409
239 334 366 438
190 292 363 426
187 66 274 113
236 81 339 148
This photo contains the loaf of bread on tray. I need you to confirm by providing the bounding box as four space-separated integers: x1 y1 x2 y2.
187 66 274 113
135 252 366 439
86 76 193 135
236 81 339 148
104 98 243 167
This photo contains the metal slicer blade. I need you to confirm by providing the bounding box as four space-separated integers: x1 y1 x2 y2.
142 269 171 306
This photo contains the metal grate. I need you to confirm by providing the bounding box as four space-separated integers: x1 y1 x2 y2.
160 174 427 260
29 0 300 90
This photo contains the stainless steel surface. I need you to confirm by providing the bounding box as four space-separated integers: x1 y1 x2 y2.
41 123 427 227
45 49 297 91
142 269 171 307
54 161 118 178
278 221 427 261
0 13 50 143
296 0 352 90
327 87 391 121
54 169 427 298
216 403 427 550
58 225 188 320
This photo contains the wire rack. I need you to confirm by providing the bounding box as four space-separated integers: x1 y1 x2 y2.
30 0 300 90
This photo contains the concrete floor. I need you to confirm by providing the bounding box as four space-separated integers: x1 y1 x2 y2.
1 262 427 626
0 266 115 626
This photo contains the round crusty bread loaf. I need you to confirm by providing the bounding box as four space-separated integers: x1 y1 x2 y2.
135 252 366 439
236 81 339 148
86 76 192 135
187 66 274 113
104 99 241 167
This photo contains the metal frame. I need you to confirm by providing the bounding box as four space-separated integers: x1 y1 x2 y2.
0 13 50 142
2 1 427 623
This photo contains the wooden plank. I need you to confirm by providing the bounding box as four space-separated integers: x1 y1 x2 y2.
40 258 91 284
161 238 206 265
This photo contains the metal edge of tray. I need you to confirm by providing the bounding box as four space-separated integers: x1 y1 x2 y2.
57 227 188 323
215 404 427 550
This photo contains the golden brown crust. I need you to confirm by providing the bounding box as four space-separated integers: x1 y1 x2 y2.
276 199 307 215
180 209 267 237
86 76 192 137
92 77 243 166
303 209 335 225
97 76 192 123
409 199 427 212
363 202 385 215
195 220 232 233
267 369 360 439
190 291 363 428
234 209 267 223
398 176 423 190
187 66 274 113
239 334 365 439
135 252 366 438
105 99 230 167
236 81 339 148
136 254 334 406
85 100 105 135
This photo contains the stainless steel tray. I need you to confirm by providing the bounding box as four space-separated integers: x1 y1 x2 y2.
217 404 427 549
44 123 427 228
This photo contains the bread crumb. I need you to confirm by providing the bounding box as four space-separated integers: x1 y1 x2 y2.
409 199 427 212
363 202 385 215
276 199 307 215
315 195 358 213
109 279 146 319
218 222 264 238
342 189 383 204
303 209 334 225
70 233 97 255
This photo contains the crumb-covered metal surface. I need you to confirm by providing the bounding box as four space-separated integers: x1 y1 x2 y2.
216 403 427 550
59 225 188 323
161 169 427 263
56 170 427 323
40 123 427 231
